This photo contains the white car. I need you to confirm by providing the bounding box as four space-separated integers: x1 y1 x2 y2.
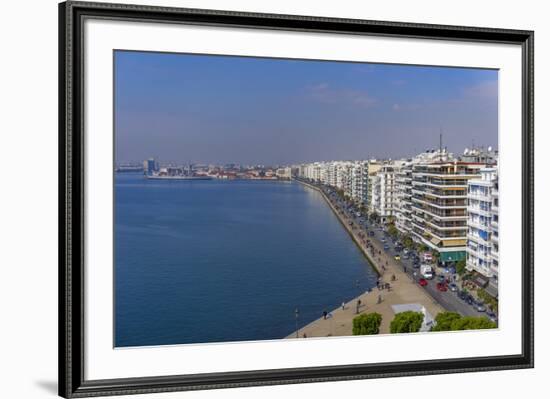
420 265 434 279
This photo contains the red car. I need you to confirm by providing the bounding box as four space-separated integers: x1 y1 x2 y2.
418 278 428 287
436 282 448 292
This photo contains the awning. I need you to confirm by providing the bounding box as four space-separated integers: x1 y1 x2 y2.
439 250 466 262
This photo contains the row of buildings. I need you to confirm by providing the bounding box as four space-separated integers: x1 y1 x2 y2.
296 147 499 290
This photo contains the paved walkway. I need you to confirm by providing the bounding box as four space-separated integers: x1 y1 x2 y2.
287 181 444 338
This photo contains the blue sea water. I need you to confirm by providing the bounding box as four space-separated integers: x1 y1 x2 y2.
115 173 378 347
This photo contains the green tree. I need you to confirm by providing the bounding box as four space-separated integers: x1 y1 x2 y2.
388 224 399 238
456 259 467 275
390 311 424 334
369 211 380 223
431 312 462 332
450 316 497 330
352 313 382 335
403 235 414 249
477 288 498 312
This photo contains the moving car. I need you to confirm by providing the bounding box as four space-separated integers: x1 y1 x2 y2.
418 278 428 287
394 255 401 261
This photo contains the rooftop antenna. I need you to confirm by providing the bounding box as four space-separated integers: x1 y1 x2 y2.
439 128 443 162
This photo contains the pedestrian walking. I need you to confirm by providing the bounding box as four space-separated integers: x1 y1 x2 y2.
341 301 345 310
356 299 362 314
323 310 327 320
377 294 382 304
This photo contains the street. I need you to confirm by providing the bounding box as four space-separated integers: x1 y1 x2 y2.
322 185 494 321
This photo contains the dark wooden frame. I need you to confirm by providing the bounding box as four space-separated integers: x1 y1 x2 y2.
59 1 534 397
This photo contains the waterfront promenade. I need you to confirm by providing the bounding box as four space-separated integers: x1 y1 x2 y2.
288 180 444 337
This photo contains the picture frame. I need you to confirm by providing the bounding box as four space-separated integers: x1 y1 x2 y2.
59 1 534 397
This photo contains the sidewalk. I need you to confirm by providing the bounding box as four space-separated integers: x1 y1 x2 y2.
287 181 444 338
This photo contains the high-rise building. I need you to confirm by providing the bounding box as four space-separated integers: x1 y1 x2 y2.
143 158 158 176
466 167 499 280
411 157 483 264
369 161 404 223
394 160 413 234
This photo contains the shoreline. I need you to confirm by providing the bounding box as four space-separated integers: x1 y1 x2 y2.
295 179 382 276
288 179 445 338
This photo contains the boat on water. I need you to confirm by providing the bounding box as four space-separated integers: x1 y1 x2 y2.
146 175 213 180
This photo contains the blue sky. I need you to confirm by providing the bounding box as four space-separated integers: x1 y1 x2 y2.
115 50 498 165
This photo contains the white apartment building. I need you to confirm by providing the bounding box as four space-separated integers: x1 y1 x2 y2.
394 160 413 234
466 167 499 280
299 160 369 204
369 161 405 223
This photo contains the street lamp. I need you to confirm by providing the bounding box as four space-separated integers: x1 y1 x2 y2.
295 308 299 338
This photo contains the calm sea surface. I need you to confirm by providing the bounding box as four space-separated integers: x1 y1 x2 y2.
115 173 378 347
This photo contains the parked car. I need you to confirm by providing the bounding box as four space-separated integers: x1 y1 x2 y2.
413 262 421 269
466 295 474 305
457 291 468 301
486 311 498 323
437 275 446 283
436 282 448 292
420 265 434 279
474 301 487 312
422 252 433 262
448 283 458 292
402 254 409 260
418 278 428 287
403 248 409 255
394 255 401 261
384 245 390 251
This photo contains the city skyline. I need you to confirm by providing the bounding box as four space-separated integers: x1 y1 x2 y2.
115 50 498 165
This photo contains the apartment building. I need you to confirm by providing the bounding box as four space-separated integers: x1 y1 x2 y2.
410 157 483 264
466 167 499 280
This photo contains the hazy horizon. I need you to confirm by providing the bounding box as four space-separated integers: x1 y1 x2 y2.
115 51 498 165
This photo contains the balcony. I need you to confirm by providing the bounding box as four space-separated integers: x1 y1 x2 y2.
412 196 467 208
468 233 490 245
466 247 492 261
411 204 468 220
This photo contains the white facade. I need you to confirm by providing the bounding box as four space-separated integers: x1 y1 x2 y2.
298 160 369 204
466 167 499 279
369 161 405 223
